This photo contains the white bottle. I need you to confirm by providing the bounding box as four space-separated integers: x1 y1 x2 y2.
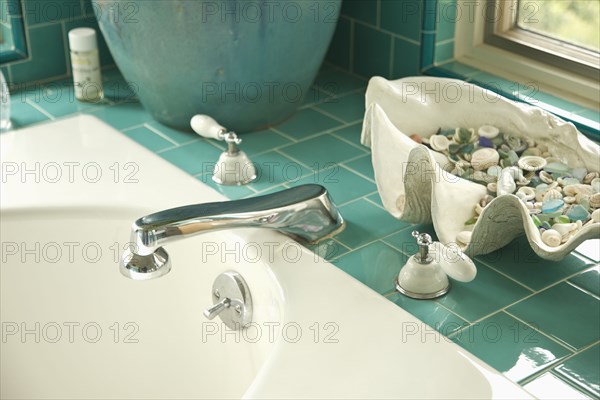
68 28 103 102
0 70 11 131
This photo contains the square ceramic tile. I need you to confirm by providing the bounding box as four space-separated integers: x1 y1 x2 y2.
576 109 600 124
291 166 376 206
380 0 422 42
10 23 68 84
523 373 592 400
335 198 410 248
326 17 351 70
388 292 467 335
344 154 374 181
313 69 367 96
234 129 292 156
159 140 222 176
341 0 377 25
23 0 82 25
434 41 454 64
508 283 600 350
279 133 365 170
123 126 174 153
452 312 571 383
393 37 421 78
274 108 341 139
9 99 50 128
436 263 532 322
367 192 384 207
353 23 392 78
554 344 600 398
383 224 438 256
478 236 595 290
436 0 457 42
86 103 153 130
301 85 333 108
336 241 408 294
146 120 197 145
305 239 350 262
24 79 102 118
316 91 366 123
569 267 600 297
247 151 311 192
330 122 364 146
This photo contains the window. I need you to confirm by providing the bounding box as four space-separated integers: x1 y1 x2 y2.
454 0 600 108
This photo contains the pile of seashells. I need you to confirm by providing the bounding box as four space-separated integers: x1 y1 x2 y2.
417 125 600 248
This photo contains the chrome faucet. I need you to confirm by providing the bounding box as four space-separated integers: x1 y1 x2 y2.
120 184 344 280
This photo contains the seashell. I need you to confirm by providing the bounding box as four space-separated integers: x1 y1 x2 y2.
590 193 600 209
517 186 535 201
541 152 552 158
497 168 517 196
471 148 500 171
456 230 473 246
540 171 554 184
542 189 563 201
536 144 548 153
563 196 577 204
479 195 494 207
430 135 450 151
518 156 547 172
541 229 561 247
487 182 497 193
563 184 594 202
525 137 536 148
410 134 423 144
475 203 484 215
551 222 577 240
591 177 600 193
583 172 599 184
590 209 600 223
504 134 528 154
478 125 500 139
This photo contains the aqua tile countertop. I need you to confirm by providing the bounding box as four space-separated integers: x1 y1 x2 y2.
7 65 600 398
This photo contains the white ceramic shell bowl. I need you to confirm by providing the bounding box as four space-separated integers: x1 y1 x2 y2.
361 76 600 261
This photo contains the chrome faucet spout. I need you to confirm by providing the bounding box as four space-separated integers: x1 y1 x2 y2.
121 184 344 280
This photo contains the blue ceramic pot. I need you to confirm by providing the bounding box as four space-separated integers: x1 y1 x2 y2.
93 0 341 132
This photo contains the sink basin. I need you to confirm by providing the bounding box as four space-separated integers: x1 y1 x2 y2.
0 115 533 399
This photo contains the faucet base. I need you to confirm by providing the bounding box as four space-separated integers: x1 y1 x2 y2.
396 279 450 300
121 247 171 280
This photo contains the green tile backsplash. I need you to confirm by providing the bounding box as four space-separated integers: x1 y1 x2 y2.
5 0 599 397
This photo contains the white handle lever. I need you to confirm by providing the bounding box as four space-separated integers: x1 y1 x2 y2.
430 241 477 282
191 114 226 140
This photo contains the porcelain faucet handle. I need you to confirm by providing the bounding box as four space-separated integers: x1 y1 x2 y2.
191 114 226 140
430 241 477 283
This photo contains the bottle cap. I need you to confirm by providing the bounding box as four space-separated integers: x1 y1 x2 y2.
68 28 98 52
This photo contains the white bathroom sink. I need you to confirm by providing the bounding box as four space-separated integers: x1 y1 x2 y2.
0 115 534 399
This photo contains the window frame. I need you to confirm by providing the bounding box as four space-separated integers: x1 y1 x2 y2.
454 0 600 109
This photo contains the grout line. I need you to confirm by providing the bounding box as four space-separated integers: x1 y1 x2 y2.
269 127 299 143
345 17 422 46
143 123 180 146
120 123 147 132
504 310 576 352
24 98 55 120
310 104 347 124
473 259 536 292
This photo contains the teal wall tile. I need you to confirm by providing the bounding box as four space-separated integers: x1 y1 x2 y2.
344 154 374 181
280 133 365 170
315 91 366 122
159 140 222 176
367 192 384 207
436 0 457 41
381 0 422 42
10 23 67 84
341 0 378 26
9 98 50 127
86 102 152 130
314 69 367 96
569 267 600 297
326 16 351 70
23 0 81 26
420 32 435 68
330 121 363 146
353 23 391 78
452 312 571 383
434 40 454 64
275 108 340 139
22 78 100 117
478 237 595 291
576 109 600 124
554 344 600 398
292 167 376 205
389 292 468 335
336 241 408 294
508 283 600 350
437 263 532 322
383 224 438 255
249 151 310 192
146 120 197 145
392 37 421 78
306 239 350 262
422 0 437 31
123 126 174 153
336 198 410 248
235 129 292 156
